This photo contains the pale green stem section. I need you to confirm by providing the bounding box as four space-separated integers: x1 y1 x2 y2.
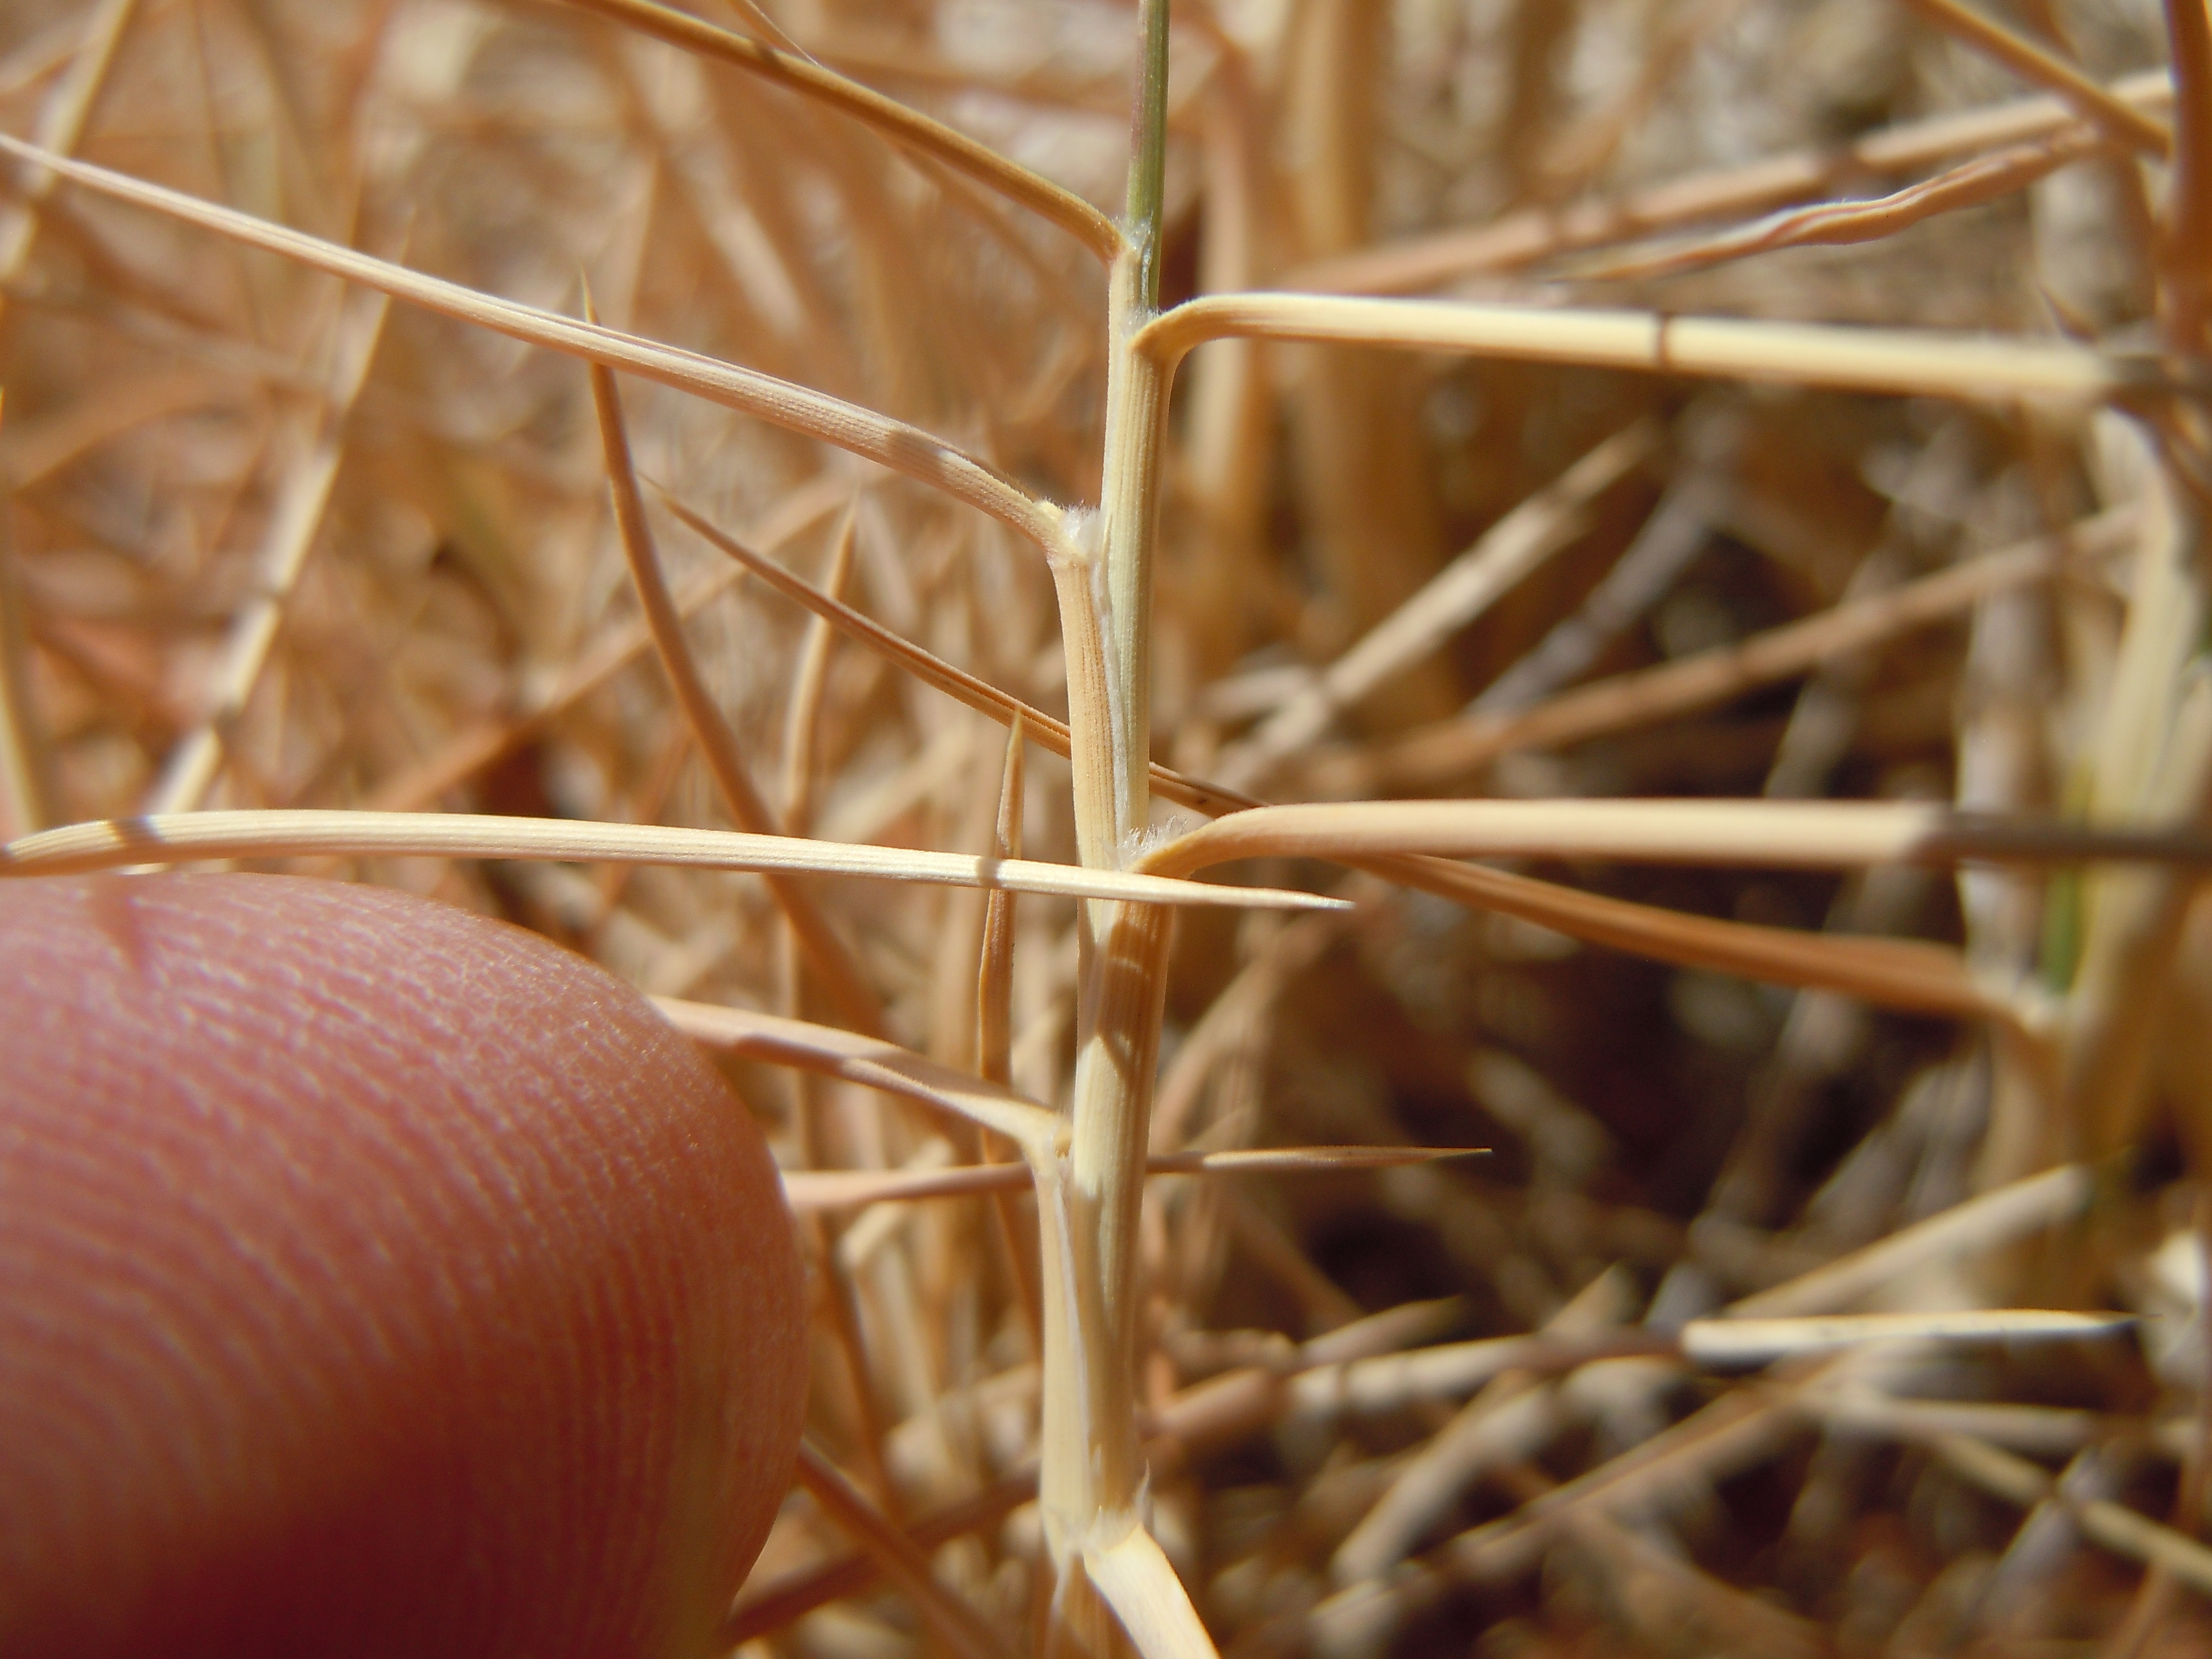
1125 0 1172 306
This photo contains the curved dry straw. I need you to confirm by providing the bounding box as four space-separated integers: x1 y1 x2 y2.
547 0 1125 263
0 136 1071 556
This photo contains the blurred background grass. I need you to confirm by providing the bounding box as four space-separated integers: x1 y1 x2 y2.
3 1 2208 1654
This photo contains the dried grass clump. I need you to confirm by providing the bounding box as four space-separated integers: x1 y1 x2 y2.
5 0 2212 1654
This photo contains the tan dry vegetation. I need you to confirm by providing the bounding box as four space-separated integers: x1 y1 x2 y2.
5 0 2212 1654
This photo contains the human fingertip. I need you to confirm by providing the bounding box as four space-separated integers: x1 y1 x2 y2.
0 872 807 1659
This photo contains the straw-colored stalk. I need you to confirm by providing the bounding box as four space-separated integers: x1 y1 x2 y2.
588 323 887 1035
0 810 1339 911
1896 0 2172 156
1136 293 2129 405
1139 797 2212 880
1030 7 1190 1650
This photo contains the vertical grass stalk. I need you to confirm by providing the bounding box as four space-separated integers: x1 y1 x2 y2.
1036 3 1183 1652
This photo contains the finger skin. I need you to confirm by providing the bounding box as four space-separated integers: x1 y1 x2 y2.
0 873 806 1659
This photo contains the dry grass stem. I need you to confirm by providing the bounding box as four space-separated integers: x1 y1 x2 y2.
591 335 884 1033
1217 421 1656 788
143 285 392 814
0 490 39 838
0 136 1068 551
0 811 1345 910
0 0 134 282
1897 0 2173 156
1356 853 2003 1019
792 1440 1016 1659
779 505 856 837
1728 1162 2094 1317
1676 1308 2135 1363
1577 128 2111 284
0 0 141 839
973 715 1045 1349
781 1147 1483 1215
1335 506 2140 792
364 476 851 813
1930 1433 2212 1597
977 715 1023 1086
1306 1387 1806 1656
657 997 1056 1154
655 489 1262 818
1144 797 2212 880
2164 0 2212 348
727 1475 1041 1647
1082 1524 1217 1659
547 0 1124 263
1330 1266 1637 1588
728 1307 1462 1647
1138 296 2132 404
